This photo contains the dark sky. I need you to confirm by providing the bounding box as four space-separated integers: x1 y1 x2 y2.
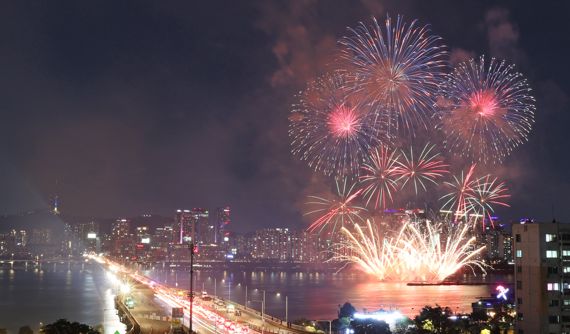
1 1 569 231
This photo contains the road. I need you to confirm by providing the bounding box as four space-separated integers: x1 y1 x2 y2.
92 255 308 334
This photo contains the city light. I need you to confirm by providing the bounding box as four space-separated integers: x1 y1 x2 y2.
353 310 404 326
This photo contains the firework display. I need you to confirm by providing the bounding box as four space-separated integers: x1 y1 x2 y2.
305 178 367 233
438 56 535 164
289 72 386 177
467 175 511 230
395 143 449 194
439 164 478 221
359 146 401 210
339 15 447 134
291 14 534 282
440 164 511 230
334 219 487 282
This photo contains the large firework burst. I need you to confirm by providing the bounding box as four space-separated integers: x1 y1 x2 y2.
334 219 487 282
289 72 386 177
395 143 449 194
438 56 536 164
359 146 402 210
305 178 367 233
339 15 448 134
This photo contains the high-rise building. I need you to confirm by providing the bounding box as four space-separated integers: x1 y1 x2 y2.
191 208 213 245
216 206 231 244
10 229 28 247
513 221 570 334
152 225 173 260
174 209 192 244
481 225 513 264
111 219 133 259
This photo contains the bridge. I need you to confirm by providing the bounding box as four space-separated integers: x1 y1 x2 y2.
92 255 312 334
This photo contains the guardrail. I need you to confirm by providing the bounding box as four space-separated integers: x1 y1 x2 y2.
115 296 141 334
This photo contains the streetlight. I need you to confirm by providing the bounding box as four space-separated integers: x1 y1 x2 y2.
188 243 196 334
285 295 288 324
248 292 266 334
276 292 288 324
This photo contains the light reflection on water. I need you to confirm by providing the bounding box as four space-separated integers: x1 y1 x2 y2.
0 262 125 334
146 267 510 320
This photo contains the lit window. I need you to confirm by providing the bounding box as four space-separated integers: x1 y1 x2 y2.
563 250 570 257
547 250 559 258
564 267 570 273
564 299 570 306
546 233 557 242
547 282 560 291
516 250 523 258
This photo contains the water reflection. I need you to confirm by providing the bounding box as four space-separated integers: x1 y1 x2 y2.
146 267 506 321
0 262 126 334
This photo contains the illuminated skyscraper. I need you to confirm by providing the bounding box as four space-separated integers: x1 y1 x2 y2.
191 208 213 245
111 218 132 259
174 209 192 244
216 206 230 244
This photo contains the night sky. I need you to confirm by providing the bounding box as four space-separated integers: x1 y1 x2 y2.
1 1 569 231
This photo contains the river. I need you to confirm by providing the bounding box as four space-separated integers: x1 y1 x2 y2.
0 261 125 334
144 266 512 321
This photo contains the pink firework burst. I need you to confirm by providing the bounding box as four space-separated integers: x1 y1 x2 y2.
328 104 360 138
438 56 535 164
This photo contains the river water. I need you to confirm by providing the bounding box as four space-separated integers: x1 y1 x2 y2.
145 267 512 321
0 261 125 334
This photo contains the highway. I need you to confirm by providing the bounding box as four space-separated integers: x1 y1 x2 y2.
90 255 306 334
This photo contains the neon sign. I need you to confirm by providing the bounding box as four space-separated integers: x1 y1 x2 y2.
496 285 509 300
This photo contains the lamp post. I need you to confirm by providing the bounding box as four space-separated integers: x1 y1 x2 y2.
245 286 248 309
262 290 266 332
189 243 196 334
285 295 288 324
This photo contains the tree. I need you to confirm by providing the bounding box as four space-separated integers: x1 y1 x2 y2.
413 305 458 334
338 302 357 319
42 319 100 334
18 327 33 334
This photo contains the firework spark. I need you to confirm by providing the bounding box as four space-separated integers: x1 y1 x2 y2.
289 72 386 177
339 15 447 134
305 178 367 233
467 175 511 230
438 56 536 164
359 146 402 210
334 219 487 282
439 164 478 221
395 143 449 194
